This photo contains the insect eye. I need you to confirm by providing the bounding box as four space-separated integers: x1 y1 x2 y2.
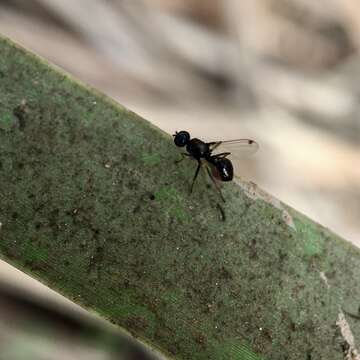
173 131 190 147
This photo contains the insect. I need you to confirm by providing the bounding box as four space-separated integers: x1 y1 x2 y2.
173 130 258 202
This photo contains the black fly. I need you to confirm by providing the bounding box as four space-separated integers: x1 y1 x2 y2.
173 130 258 202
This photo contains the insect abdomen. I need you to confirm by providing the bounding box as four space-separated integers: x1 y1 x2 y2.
215 158 233 181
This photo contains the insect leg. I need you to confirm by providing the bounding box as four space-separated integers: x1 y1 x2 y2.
205 165 226 202
190 161 201 193
175 152 190 164
216 203 226 221
212 152 231 159
207 141 222 151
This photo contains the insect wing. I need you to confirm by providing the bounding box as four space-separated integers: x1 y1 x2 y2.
206 161 223 182
209 139 259 157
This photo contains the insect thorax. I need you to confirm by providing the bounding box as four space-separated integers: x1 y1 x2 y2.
186 138 210 159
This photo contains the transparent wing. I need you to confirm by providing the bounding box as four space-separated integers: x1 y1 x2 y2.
208 139 259 157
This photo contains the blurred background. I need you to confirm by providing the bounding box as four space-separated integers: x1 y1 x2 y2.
0 0 359 358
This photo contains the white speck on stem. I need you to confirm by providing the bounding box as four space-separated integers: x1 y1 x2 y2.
336 310 360 360
320 271 330 289
0 222 2 230
235 179 296 230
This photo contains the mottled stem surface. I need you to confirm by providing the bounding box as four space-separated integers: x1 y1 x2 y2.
0 35 359 360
